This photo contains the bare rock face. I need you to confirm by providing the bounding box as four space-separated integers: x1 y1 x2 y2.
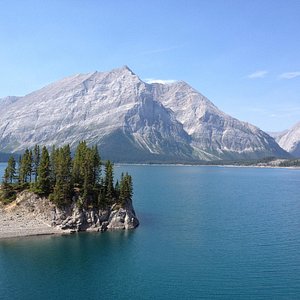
0 66 289 161
107 202 139 230
275 122 300 157
152 81 288 160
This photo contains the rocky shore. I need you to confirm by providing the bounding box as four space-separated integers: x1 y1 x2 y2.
0 191 139 239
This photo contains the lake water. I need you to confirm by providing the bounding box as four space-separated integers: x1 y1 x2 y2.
0 163 300 299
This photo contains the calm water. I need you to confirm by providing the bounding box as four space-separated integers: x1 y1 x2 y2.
0 163 300 299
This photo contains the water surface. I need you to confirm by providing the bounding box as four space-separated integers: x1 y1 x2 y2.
0 163 299 299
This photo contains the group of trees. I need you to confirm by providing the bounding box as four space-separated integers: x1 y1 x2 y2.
1 141 133 208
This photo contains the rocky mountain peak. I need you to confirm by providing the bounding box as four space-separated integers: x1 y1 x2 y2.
276 121 300 157
0 66 289 161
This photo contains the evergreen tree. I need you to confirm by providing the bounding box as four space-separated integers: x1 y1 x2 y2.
119 173 133 205
5 156 16 184
115 180 120 199
104 160 114 203
2 167 10 186
19 149 33 183
52 145 73 206
82 147 97 206
72 141 88 188
72 142 101 206
17 156 22 184
92 145 101 186
49 146 59 187
1 167 15 201
19 153 25 183
97 178 107 208
33 145 40 182
35 146 51 195
1 141 134 210
28 150 33 182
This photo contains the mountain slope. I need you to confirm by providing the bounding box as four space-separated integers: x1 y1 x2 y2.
0 96 20 106
152 81 288 160
276 122 300 157
0 66 289 161
0 67 193 161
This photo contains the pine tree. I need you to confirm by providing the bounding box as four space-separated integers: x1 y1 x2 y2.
104 160 114 203
92 145 101 186
72 142 101 206
17 156 22 184
119 173 133 205
82 147 97 206
2 167 10 186
1 167 15 201
19 149 33 183
6 156 16 184
115 180 120 199
28 150 33 182
72 141 88 188
52 145 73 206
35 146 51 195
49 145 59 187
33 145 40 182
1 141 134 209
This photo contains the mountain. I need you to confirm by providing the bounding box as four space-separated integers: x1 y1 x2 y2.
275 122 300 157
0 96 20 106
0 66 289 162
152 81 287 160
268 130 288 140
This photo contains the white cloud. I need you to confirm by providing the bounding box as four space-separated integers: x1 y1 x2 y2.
144 78 177 85
247 70 268 79
279 72 300 79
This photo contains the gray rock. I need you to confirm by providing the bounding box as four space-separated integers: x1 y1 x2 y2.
0 66 289 161
275 121 300 156
107 200 139 230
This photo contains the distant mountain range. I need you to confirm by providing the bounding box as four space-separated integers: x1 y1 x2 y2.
0 66 291 162
269 122 300 157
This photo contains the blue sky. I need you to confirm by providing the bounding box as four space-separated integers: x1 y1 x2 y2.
0 0 299 132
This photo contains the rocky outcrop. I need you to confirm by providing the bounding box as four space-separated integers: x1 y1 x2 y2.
107 203 139 230
2 191 139 236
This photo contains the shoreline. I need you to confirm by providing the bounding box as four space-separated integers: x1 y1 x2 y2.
0 231 58 241
0 190 139 241
115 163 300 170
0 208 63 240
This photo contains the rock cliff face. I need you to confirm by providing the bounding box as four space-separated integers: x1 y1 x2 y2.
5 191 139 234
0 66 289 161
274 122 300 157
152 82 288 160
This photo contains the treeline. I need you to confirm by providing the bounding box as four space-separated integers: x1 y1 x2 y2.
1 141 133 207
278 159 300 167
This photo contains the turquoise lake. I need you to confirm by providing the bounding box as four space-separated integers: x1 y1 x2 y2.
0 163 300 299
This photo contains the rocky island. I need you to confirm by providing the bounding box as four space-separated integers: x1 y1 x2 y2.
0 142 139 239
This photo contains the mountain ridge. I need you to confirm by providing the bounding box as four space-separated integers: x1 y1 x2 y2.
0 66 289 162
274 122 300 157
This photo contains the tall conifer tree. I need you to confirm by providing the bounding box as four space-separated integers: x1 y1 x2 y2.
52 145 73 206
33 145 40 182
35 146 51 195
104 160 114 203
